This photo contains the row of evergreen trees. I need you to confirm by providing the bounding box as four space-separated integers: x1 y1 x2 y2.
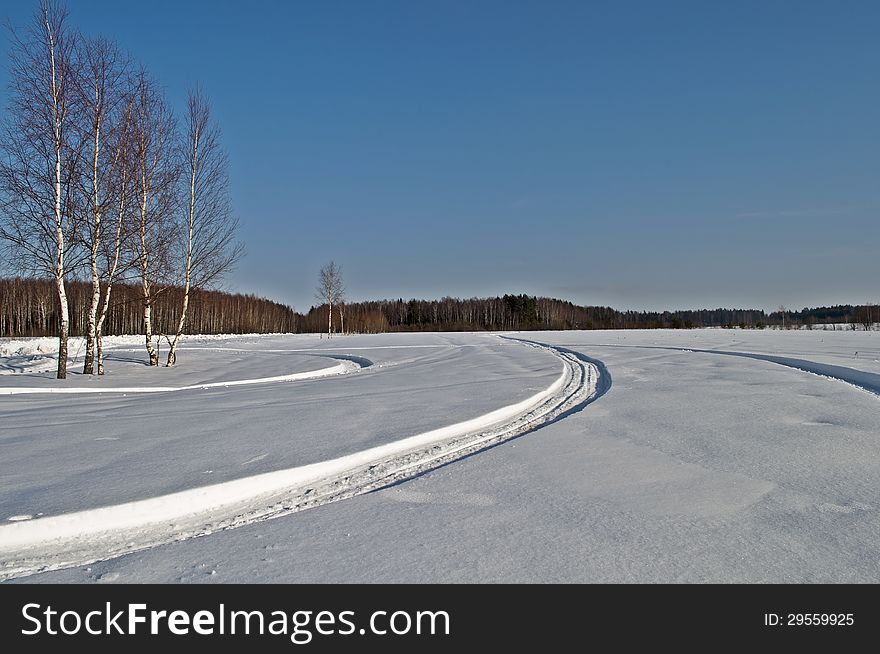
301 295 877 333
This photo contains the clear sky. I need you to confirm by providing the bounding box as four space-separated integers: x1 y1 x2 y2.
2 1 878 312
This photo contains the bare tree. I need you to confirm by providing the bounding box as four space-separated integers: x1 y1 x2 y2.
315 261 344 338
165 87 242 366
855 304 876 332
0 0 82 379
130 69 179 365
74 35 131 374
94 93 137 374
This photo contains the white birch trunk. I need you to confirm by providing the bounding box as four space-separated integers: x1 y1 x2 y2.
95 285 110 375
166 289 188 367
96 172 126 375
55 253 68 379
48 19 68 380
167 130 197 367
139 180 158 366
84 98 102 375
144 301 157 365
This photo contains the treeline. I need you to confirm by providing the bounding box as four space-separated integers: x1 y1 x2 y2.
770 305 877 329
300 296 764 332
0 277 296 338
299 294 879 333
4 282 876 339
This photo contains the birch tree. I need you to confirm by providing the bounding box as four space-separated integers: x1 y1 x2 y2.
0 0 82 379
74 35 130 374
315 261 344 338
94 94 136 374
131 70 179 366
165 87 242 366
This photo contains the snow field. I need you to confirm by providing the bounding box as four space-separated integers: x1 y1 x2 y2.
2 329 879 583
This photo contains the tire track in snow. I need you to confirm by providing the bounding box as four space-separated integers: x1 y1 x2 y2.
706 350 880 397
584 343 880 398
0 354 372 395
0 337 607 580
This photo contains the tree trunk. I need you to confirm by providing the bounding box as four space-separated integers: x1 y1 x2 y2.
83 253 100 374
96 173 126 375
166 290 188 366
96 326 104 375
328 301 332 339
55 272 68 379
54 144 68 378
144 301 158 366
167 148 196 367
138 181 158 365
47 6 68 380
95 282 113 375
83 114 103 375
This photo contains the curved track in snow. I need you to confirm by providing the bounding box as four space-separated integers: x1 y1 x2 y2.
0 353 372 395
594 343 880 398
0 337 607 580
702 350 880 397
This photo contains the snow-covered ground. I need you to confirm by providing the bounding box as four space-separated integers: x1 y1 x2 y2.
2 329 879 582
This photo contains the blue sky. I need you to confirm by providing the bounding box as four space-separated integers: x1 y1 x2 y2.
2 1 878 312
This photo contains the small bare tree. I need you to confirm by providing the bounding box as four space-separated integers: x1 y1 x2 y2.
131 69 179 366
856 304 876 332
0 1 83 379
165 86 242 366
315 261 344 338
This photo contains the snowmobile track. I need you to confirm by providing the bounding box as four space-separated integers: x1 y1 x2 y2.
0 336 606 580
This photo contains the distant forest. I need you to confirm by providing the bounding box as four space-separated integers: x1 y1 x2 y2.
300 295 879 333
2 278 876 338
0 278 296 337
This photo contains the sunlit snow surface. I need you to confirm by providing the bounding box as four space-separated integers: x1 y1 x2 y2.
2 329 879 583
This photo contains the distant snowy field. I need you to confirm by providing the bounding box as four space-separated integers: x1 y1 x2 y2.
1 329 879 583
